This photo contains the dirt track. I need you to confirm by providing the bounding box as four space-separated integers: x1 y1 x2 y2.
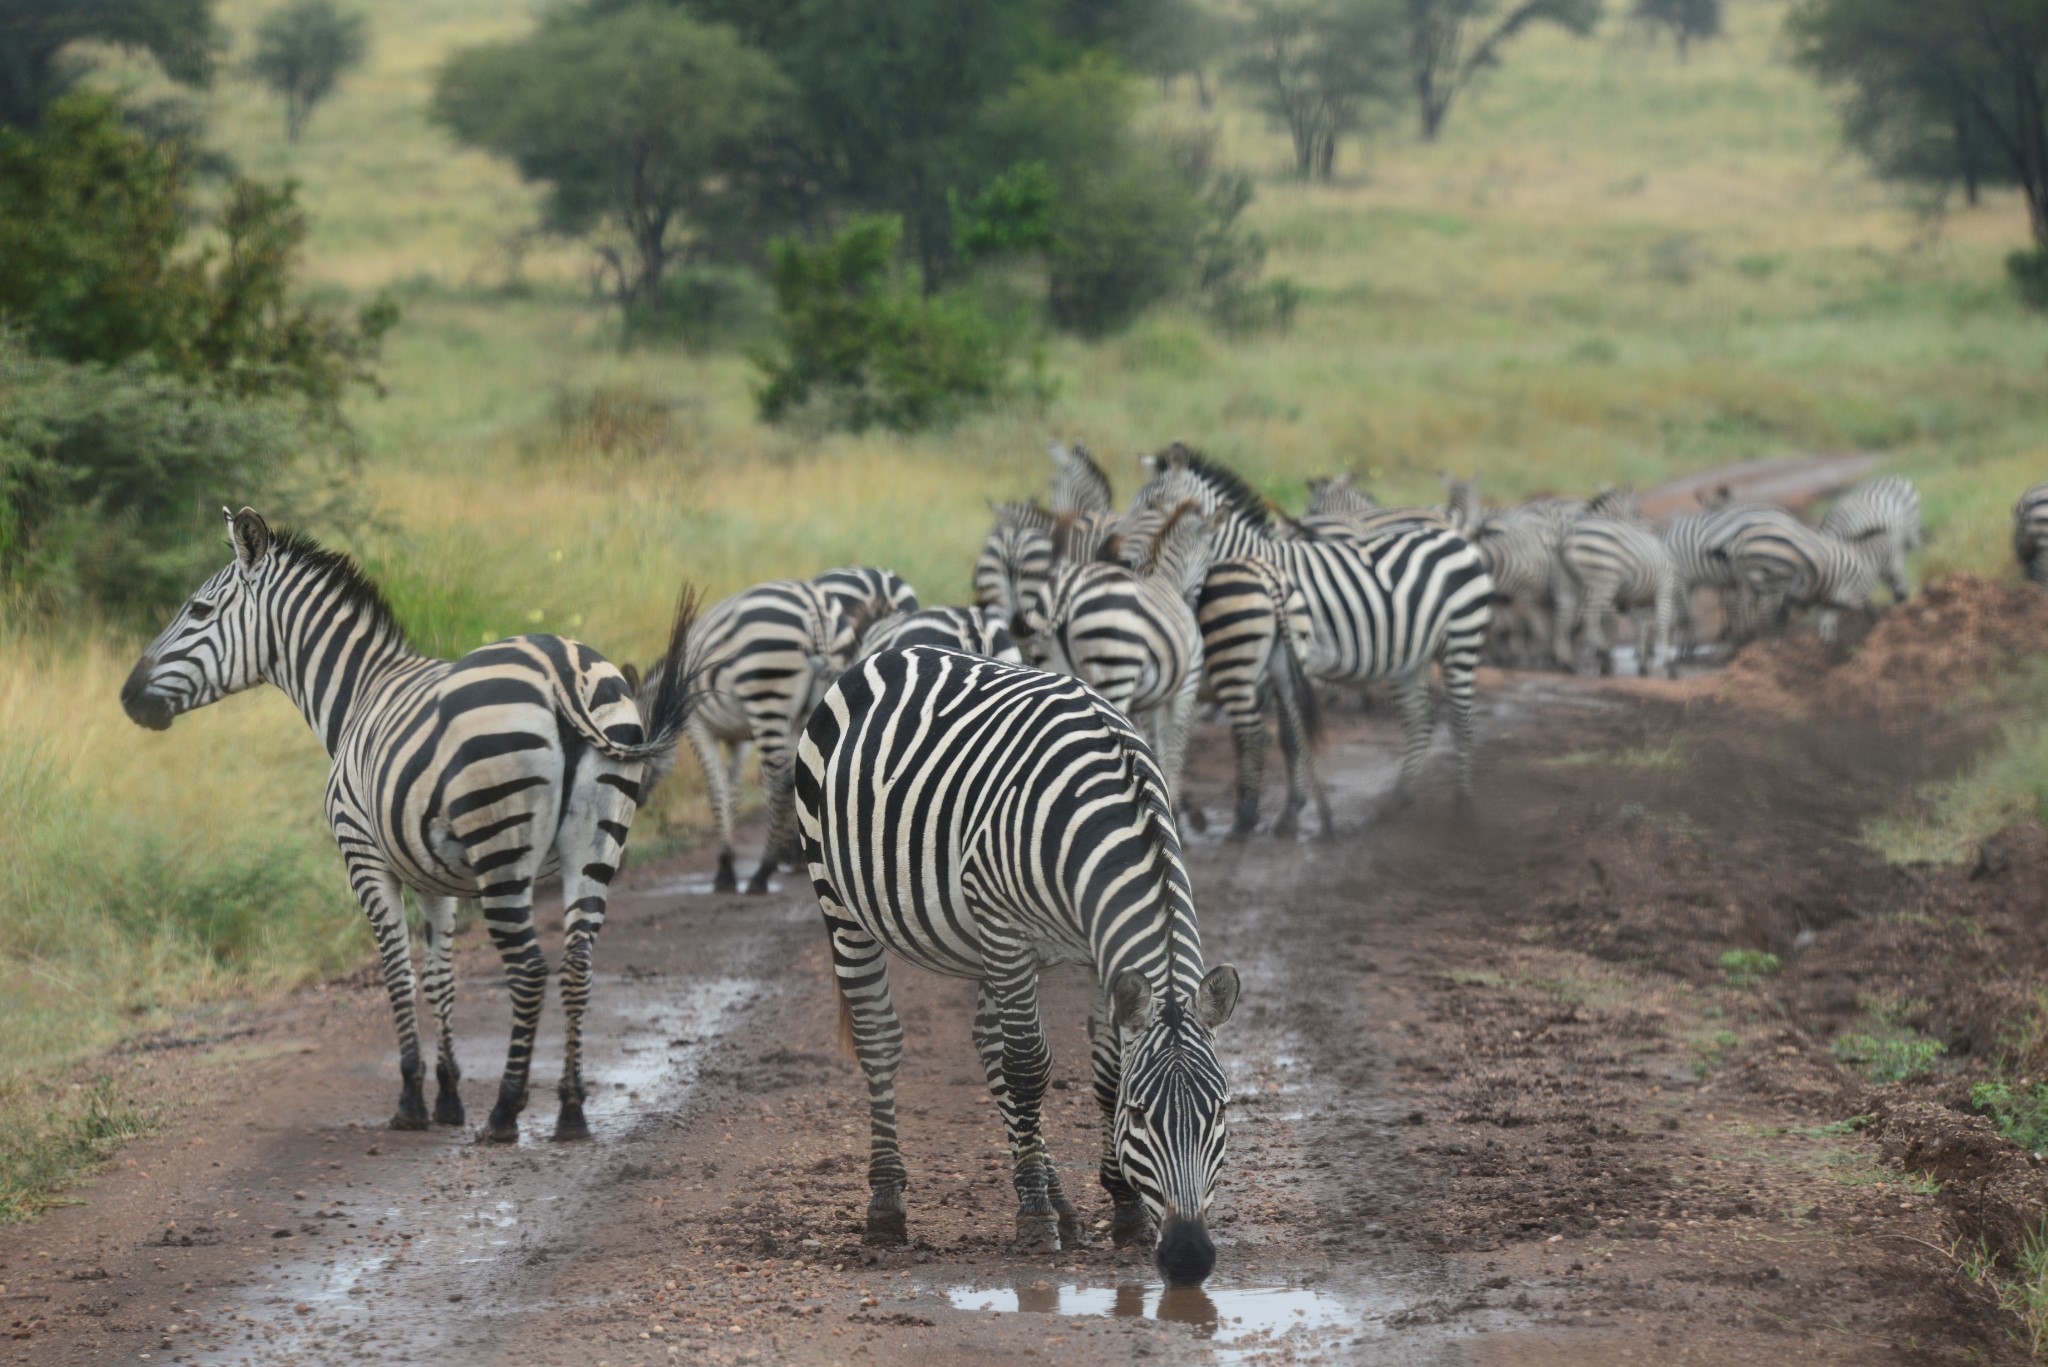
9 454 2048 1366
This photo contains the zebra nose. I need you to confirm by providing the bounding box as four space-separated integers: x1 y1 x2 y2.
120 661 174 731
1155 1212 1215 1287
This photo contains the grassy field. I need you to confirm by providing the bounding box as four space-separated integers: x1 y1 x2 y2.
5 0 2046 1213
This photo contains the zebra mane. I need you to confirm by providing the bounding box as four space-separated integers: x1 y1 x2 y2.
271 529 410 649
993 500 1054 533
1154 445 1272 529
1140 499 1200 579
1050 442 1114 515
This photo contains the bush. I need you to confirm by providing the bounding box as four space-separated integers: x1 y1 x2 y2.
621 265 774 350
1832 1030 1946 1082
2009 248 2048 312
1974 1078 2048 1152
1719 948 1782 987
754 216 1007 433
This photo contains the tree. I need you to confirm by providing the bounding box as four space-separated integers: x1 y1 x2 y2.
1404 0 1602 141
1633 0 1719 59
249 0 368 142
432 6 787 317
0 0 217 129
1237 0 1404 179
1790 0 2047 228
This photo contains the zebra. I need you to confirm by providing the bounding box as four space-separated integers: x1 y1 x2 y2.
1195 555 1326 837
2016 483 2048 586
1721 520 1888 643
1820 475 1920 603
1305 472 1377 519
1468 515 1554 667
1662 501 1806 648
1049 440 1115 515
1134 447 1493 809
1023 500 1218 818
643 579 858 895
793 646 1241 1284
120 508 701 1141
855 605 1023 664
1555 516 1682 677
814 566 920 624
973 501 1056 641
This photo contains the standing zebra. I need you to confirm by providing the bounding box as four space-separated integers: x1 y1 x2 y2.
1662 500 1805 646
1136 448 1493 810
1721 520 1888 643
855 605 1022 664
1820 475 1920 603
794 647 1241 1283
1195 555 1326 837
1025 501 1218 817
1555 516 1681 677
121 509 701 1141
814 566 919 624
2016 483 2048 586
973 501 1055 641
1468 515 1554 667
643 579 858 894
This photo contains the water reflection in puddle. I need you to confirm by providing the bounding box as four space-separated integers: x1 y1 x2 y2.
946 1280 1357 1358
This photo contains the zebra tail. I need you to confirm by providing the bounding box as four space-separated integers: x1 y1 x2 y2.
563 585 704 764
1271 630 1324 751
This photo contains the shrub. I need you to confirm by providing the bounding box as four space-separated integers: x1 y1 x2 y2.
1832 1030 1945 1083
1974 1079 2048 1153
621 265 774 351
754 216 1007 433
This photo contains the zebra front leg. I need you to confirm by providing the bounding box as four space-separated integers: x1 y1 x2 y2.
973 979 1082 1250
345 857 429 1130
683 717 739 892
479 875 544 1144
1270 645 1328 839
1550 575 1580 670
748 746 796 895
1088 980 1151 1247
1388 670 1435 810
1442 645 1481 810
825 904 910 1243
418 894 465 1127
551 765 628 1142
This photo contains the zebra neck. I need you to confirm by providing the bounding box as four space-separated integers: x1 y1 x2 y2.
1089 882 1208 1010
263 597 423 757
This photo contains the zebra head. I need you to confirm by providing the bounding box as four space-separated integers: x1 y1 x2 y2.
121 507 275 731
1111 964 1241 1287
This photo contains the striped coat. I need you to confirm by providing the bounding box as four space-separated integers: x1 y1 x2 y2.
1722 520 1887 643
1820 476 1920 603
1556 516 1681 677
2016 483 2048 586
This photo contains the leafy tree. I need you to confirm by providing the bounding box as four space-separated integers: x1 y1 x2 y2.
249 0 368 143
1404 0 1603 141
1633 0 1718 59
754 216 1006 432
0 94 394 421
0 0 217 129
432 6 786 317
1789 0 2044 226
1237 0 1404 179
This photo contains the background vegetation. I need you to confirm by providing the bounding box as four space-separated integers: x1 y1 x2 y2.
3 0 2047 1213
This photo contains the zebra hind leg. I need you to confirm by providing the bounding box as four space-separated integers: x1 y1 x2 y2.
419 895 465 1127
824 902 911 1244
684 719 739 892
550 763 631 1141
1386 670 1435 812
973 979 1080 1250
1228 719 1267 838
748 747 797 896
479 874 545 1144
343 858 429 1130
1088 981 1151 1247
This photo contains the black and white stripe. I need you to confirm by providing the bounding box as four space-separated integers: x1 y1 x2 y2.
1661 500 1806 645
1555 516 1681 677
855 605 1022 664
814 566 920 626
121 509 701 1142
1721 520 1888 643
2016 483 2048 586
973 501 1056 640
1194 555 1325 836
1820 475 1920 603
1468 515 1555 668
794 647 1241 1283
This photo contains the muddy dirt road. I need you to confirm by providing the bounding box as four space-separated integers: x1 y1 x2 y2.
8 626 2042 1366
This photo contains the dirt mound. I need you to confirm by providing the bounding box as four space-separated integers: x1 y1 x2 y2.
1870 1094 2048 1263
1718 573 2048 716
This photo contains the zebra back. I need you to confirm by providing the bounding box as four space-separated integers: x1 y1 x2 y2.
856 606 1022 664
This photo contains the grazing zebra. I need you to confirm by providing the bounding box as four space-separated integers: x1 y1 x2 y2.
121 509 701 1141
1820 475 1920 603
1135 447 1493 809
644 579 858 894
1721 520 1887 643
1024 501 1218 816
855 605 1023 664
814 567 920 624
1468 515 1554 667
1555 517 1682 677
1195 555 1327 837
1662 501 1805 647
794 646 1241 1283
2016 483 2048 586
973 502 1056 640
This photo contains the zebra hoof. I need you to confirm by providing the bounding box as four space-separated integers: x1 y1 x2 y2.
1014 1212 1060 1253
1181 805 1208 835
1109 1204 1154 1249
745 871 773 896
1271 811 1299 839
1056 1207 1091 1249
388 1108 430 1132
551 1106 592 1142
432 1092 466 1128
864 1190 908 1246
481 1103 521 1144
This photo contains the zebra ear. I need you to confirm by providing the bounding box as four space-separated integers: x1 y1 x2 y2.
1112 971 1154 1034
1195 964 1240 1031
229 507 271 575
619 661 642 696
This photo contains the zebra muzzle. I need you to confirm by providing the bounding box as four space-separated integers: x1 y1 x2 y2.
120 663 175 731
1155 1211 1216 1287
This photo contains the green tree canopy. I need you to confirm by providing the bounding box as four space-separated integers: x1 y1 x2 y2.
1633 0 1719 59
432 5 787 314
1405 0 1603 141
250 0 369 142
0 0 218 129
1237 0 1405 179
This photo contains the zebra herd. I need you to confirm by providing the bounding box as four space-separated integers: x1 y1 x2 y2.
115 458 2006 1288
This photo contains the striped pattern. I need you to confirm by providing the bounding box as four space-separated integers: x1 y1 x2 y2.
1049 441 1115 515
1023 503 1215 814
2016 483 2048 587
814 566 920 627
1469 515 1554 667
855 605 1022 664
1305 473 1377 519
120 509 700 1142
1662 501 1805 645
973 502 1056 641
1722 520 1887 643
1195 556 1326 836
1556 516 1681 677
794 647 1240 1282
1820 475 1920 603
1136 451 1494 806
645 579 857 894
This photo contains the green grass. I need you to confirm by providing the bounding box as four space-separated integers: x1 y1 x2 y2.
1720 949 1782 989
8 0 2047 1211
1865 667 2048 865
0 1078 157 1223
1964 1227 2048 1361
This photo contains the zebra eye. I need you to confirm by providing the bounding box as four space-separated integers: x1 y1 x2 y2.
188 599 216 621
